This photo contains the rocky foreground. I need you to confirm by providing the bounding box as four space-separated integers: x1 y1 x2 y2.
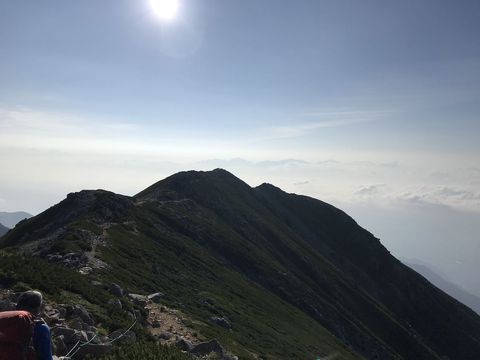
0 283 237 360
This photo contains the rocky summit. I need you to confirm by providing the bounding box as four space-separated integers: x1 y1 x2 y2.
1 169 480 359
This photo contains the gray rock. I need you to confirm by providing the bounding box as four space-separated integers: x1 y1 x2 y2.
175 338 194 352
79 266 93 275
52 327 77 344
53 335 68 356
128 293 147 307
52 328 87 345
210 316 232 329
67 305 94 325
108 298 122 309
147 292 165 303
110 283 124 297
157 331 173 340
191 339 225 356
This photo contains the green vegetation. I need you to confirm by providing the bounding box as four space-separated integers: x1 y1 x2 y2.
2 170 480 359
98 223 359 359
97 341 194 360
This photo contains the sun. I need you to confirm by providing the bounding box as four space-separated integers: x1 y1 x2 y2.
149 0 179 21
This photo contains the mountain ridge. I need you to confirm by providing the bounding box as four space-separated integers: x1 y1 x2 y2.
2 169 480 359
0 210 32 228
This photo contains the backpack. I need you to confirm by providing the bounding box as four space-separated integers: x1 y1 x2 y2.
0 310 36 360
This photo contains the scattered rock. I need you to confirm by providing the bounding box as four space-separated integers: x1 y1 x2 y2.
110 283 124 297
52 327 78 344
157 331 173 340
175 338 194 352
190 339 225 357
147 292 164 303
108 298 122 309
79 266 93 275
210 316 232 329
67 305 94 325
128 293 148 307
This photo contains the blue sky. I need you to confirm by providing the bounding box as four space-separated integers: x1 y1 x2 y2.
1 1 480 294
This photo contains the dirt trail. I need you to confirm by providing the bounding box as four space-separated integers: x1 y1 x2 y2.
145 302 203 345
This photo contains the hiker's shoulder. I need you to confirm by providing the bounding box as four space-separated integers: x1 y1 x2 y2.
0 310 34 320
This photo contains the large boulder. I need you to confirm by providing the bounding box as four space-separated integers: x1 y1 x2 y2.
52 327 88 345
190 339 225 356
67 305 94 325
175 338 194 352
147 292 165 303
157 331 173 340
109 283 124 297
52 327 78 344
127 293 148 307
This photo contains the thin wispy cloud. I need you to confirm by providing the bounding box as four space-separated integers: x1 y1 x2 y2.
265 109 392 139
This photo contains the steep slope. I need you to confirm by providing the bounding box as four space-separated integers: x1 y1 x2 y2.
405 260 480 315
0 223 8 237
2 169 480 359
254 182 480 359
0 211 32 228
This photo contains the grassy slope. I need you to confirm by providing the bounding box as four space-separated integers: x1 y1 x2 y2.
98 219 361 360
254 183 480 360
135 170 442 359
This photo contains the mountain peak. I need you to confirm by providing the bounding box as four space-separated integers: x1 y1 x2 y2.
135 168 251 202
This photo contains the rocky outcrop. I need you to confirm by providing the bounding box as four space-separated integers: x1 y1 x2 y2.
127 293 148 307
147 292 164 303
109 283 124 297
210 316 232 330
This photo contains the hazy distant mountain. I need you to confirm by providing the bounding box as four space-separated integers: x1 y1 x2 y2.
0 223 8 237
405 259 480 315
0 211 33 228
2 169 480 359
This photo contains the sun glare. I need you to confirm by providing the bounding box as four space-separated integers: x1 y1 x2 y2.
149 0 179 21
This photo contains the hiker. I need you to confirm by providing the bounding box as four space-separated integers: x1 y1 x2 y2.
0 290 53 360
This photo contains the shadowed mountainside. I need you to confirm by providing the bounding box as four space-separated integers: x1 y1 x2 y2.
2 169 480 359
405 259 480 315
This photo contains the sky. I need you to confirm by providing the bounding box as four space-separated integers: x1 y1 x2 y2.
1 1 480 294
